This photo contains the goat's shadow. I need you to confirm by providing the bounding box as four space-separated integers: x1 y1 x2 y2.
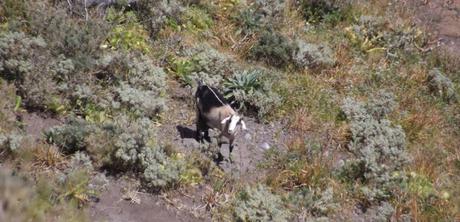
176 125 196 139
175 125 225 164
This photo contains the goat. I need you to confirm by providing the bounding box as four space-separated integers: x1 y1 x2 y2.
195 82 247 160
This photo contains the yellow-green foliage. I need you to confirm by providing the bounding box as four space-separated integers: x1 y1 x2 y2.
182 6 213 33
106 8 151 53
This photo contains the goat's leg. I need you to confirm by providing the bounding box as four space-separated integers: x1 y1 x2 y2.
196 114 210 142
228 136 235 163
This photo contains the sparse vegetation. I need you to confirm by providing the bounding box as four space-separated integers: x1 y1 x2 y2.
0 0 459 221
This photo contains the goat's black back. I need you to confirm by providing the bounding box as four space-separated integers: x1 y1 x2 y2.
195 85 229 113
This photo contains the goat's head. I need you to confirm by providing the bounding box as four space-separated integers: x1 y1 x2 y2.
221 114 247 134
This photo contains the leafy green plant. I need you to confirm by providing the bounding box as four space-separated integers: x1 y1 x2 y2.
182 6 213 33
299 0 343 25
223 69 282 118
224 70 261 100
106 8 151 53
168 57 198 86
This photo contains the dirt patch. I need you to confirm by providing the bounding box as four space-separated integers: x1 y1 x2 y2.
89 177 204 222
405 0 460 55
20 112 62 140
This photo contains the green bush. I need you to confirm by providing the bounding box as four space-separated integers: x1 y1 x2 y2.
250 31 294 68
172 44 236 87
23 2 109 67
182 6 213 33
232 184 290 222
234 8 264 36
427 68 457 103
109 116 185 189
292 39 336 69
298 0 344 25
289 187 337 218
224 69 282 118
345 15 424 57
339 91 410 201
0 31 62 111
136 0 184 38
45 119 96 154
94 52 167 118
106 8 151 53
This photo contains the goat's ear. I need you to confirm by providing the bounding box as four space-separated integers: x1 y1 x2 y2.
241 120 247 131
221 116 231 124
196 79 204 87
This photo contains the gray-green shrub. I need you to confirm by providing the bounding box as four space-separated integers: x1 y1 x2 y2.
137 0 184 38
45 119 96 154
289 187 337 218
233 184 290 222
292 39 336 69
339 91 410 201
109 116 184 189
0 31 61 110
250 31 294 67
427 68 457 103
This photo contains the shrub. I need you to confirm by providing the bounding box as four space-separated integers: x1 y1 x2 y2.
45 119 96 154
108 116 185 189
254 0 286 21
232 184 290 222
136 0 184 38
345 15 424 57
188 44 236 79
0 31 61 110
250 31 294 67
0 132 24 153
339 92 410 201
95 52 167 118
106 8 151 53
426 68 457 103
22 1 109 67
289 187 337 218
234 8 264 36
223 69 282 118
298 0 343 25
173 44 236 87
115 82 166 118
182 6 213 33
292 39 336 70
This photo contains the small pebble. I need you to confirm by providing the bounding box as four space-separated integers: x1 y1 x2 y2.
260 142 270 150
244 133 252 140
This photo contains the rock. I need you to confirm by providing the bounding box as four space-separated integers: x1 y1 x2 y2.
260 142 270 150
244 133 252 140
182 138 200 149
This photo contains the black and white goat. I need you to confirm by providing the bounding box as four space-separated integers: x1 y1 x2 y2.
195 82 247 158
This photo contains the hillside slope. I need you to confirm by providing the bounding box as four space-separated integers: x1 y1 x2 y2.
1 0 459 221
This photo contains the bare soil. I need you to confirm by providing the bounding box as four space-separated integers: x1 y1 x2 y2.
405 0 460 55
